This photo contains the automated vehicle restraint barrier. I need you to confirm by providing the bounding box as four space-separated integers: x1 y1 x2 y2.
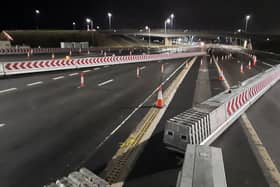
0 52 205 76
164 61 280 153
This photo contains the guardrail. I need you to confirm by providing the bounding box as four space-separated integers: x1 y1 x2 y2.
164 58 280 152
0 52 205 76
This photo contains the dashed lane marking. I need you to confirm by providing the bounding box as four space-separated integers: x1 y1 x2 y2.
94 68 101 70
52 76 65 80
27 81 43 87
140 66 146 70
82 70 91 73
0 88 17 94
69 73 79 76
0 124 6 127
98 79 114 87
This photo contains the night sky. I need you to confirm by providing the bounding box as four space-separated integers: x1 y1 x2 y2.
1 0 279 33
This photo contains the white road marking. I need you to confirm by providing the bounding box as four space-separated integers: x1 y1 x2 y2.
69 73 79 76
52 76 65 80
27 81 43 87
262 61 274 67
82 70 91 73
0 124 6 127
96 60 188 150
98 79 114 86
0 88 17 94
94 68 101 70
104 66 110 68
140 66 146 70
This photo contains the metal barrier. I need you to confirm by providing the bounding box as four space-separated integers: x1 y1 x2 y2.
164 63 280 152
1 52 206 76
176 145 227 187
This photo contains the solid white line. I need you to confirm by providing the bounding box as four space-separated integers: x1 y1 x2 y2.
52 76 65 80
94 68 101 70
83 70 91 73
140 66 146 70
0 123 5 127
27 81 43 87
261 61 273 67
0 88 17 94
95 60 188 150
98 79 114 86
69 73 79 76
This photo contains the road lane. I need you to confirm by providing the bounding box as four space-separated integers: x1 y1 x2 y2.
0 58 187 187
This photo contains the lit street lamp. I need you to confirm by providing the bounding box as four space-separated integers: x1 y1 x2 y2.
145 25 151 49
35 9 40 29
86 18 93 31
108 12 112 30
165 18 171 34
170 13 175 29
245 15 251 32
72 22 76 30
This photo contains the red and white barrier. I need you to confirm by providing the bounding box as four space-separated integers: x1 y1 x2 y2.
1 52 205 75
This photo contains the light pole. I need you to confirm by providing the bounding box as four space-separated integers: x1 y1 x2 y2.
108 12 112 30
145 26 151 49
170 13 175 30
245 15 251 32
86 18 93 31
72 22 76 30
35 9 40 29
165 18 171 34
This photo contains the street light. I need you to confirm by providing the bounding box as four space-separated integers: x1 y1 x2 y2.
108 12 112 30
170 13 175 29
86 18 93 31
245 15 251 32
145 25 151 49
35 9 40 29
165 18 171 34
72 22 76 30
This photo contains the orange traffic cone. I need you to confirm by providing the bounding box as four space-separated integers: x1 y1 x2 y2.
240 64 244 74
218 69 224 81
137 66 140 78
248 61 252 70
161 64 164 73
155 85 164 108
80 73 85 87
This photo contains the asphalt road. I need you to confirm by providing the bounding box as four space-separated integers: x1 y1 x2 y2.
0 58 188 187
125 54 270 187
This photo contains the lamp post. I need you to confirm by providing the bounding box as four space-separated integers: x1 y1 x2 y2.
35 9 40 29
245 15 251 32
145 25 151 50
86 18 93 31
164 18 171 34
108 12 112 30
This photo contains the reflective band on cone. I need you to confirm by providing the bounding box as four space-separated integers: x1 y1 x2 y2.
155 84 164 108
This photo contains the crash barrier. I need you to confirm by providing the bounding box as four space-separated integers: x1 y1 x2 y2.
164 63 280 153
0 52 206 76
176 145 227 187
44 168 109 187
0 47 144 55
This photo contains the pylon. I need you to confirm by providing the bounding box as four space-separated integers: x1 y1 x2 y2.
253 56 257 66
248 61 252 70
210 58 212 64
161 64 164 73
69 50 72 56
27 52 30 59
155 84 164 108
51 53 55 59
222 56 224 60
137 66 140 78
240 64 244 74
200 59 203 65
218 69 224 81
80 73 85 87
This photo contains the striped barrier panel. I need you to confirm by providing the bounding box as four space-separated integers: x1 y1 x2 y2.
1 52 206 75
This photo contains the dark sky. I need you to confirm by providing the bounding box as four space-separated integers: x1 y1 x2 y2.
1 0 279 33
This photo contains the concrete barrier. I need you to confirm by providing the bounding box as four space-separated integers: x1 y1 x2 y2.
2 52 206 76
